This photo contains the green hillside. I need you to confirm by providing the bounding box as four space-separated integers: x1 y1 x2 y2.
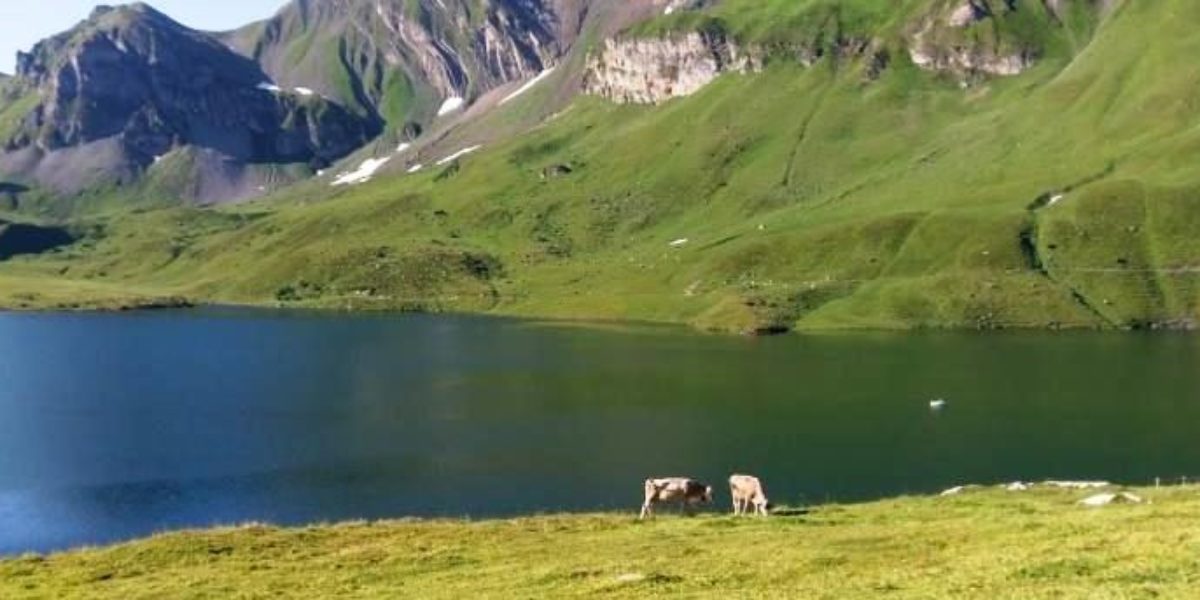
3 0 1199 332
4 486 1199 598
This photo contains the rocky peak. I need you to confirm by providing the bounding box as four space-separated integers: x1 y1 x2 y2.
0 1 377 202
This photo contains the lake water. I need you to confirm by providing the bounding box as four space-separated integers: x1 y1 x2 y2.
1 309 1199 555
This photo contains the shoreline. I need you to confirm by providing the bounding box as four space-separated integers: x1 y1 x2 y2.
4 484 1197 597
3 291 1193 335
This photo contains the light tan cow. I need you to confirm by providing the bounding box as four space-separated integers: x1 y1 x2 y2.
729 474 770 516
640 477 713 519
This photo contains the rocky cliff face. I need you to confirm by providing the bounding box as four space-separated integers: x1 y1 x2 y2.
0 3 375 202
906 0 1086 79
583 30 761 105
227 0 564 131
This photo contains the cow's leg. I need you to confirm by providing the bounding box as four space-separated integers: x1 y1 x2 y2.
640 499 653 520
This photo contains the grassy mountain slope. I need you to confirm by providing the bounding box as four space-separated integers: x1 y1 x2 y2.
4 0 1200 332
4 485 1200 598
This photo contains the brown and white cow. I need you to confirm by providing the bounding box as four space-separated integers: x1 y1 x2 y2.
729 474 770 516
640 477 713 519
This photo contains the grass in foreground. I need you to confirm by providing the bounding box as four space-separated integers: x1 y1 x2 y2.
3 486 1200 598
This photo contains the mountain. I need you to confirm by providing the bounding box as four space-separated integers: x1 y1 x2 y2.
6 0 1200 333
0 3 376 204
0 0 670 207
223 0 561 137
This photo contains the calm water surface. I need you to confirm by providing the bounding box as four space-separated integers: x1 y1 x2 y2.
1 309 1199 554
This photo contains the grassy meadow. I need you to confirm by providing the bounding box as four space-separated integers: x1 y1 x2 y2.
2 1 1200 333
3 485 1199 598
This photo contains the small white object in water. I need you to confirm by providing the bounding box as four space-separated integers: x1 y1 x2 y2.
669 238 690 248
438 96 465 116
929 399 947 410
256 82 282 93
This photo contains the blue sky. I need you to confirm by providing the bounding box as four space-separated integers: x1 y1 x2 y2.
0 1 288 74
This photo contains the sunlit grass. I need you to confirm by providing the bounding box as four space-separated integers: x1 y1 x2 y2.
3 486 1199 598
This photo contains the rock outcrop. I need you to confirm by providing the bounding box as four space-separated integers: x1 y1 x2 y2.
907 0 1041 78
583 31 761 105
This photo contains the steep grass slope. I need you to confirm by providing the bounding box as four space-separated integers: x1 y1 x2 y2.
3 486 1200 598
4 0 1200 332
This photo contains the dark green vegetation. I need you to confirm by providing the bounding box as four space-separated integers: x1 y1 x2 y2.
3 0 1199 332
4 486 1200 598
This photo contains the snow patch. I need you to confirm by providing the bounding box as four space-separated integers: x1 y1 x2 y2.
437 96 465 116
436 145 482 166
500 67 556 105
332 157 391 186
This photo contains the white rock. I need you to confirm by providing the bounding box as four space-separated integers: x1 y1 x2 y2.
1080 492 1144 507
1043 481 1111 489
